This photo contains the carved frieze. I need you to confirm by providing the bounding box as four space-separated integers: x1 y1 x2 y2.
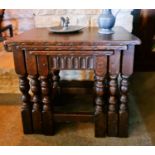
48 56 94 70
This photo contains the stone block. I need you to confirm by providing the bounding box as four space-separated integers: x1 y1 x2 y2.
33 9 67 16
90 15 98 27
4 9 34 20
34 15 60 27
2 9 133 35
67 15 90 27
115 12 133 32
18 18 35 33
34 14 90 27
66 9 101 15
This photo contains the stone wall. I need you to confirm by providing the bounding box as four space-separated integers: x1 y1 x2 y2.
2 9 35 36
2 9 133 36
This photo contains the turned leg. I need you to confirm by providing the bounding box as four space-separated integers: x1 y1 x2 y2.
94 75 106 137
30 75 42 133
108 50 120 137
118 75 129 137
52 70 60 88
108 75 118 136
118 45 135 137
18 74 33 134
104 74 110 105
52 69 60 105
40 76 54 135
94 56 107 137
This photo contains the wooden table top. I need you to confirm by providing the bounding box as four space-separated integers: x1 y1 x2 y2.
5 27 141 47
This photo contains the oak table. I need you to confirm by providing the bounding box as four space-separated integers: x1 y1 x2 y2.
4 27 141 137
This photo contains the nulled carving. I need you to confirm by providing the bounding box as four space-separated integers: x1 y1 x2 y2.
73 57 79 69
80 57 86 69
52 57 57 68
49 56 93 70
60 57 66 69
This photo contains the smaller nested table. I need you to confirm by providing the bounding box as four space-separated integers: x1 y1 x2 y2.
4 27 141 137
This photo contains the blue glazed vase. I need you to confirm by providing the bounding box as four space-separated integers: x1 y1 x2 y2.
98 9 116 34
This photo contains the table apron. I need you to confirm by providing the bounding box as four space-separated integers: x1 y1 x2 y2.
29 50 114 56
23 49 123 71
19 45 127 51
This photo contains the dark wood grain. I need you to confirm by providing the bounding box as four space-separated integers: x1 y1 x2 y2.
30 75 42 133
25 51 37 75
119 45 135 137
13 47 26 75
94 56 107 137
51 69 60 105
19 46 127 51
18 74 32 134
5 27 140 137
108 50 120 137
13 47 33 134
5 27 141 48
37 56 54 135
37 55 49 76
25 51 42 133
54 112 94 122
